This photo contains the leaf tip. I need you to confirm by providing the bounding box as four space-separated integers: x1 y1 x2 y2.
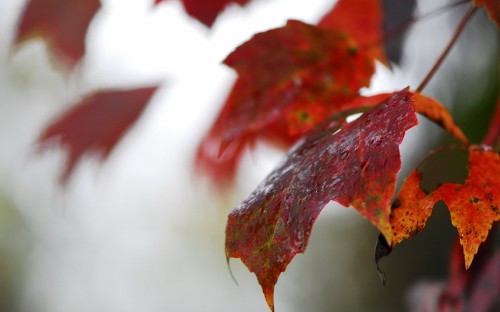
375 233 392 286
263 286 275 312
226 256 239 286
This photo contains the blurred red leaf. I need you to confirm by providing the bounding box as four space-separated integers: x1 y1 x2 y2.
196 20 376 186
389 147 500 268
439 240 500 312
38 86 158 183
155 0 250 27
15 0 101 70
474 0 500 28
318 0 387 64
222 20 374 143
225 89 417 311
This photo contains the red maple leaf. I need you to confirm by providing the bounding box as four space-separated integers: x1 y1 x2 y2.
154 0 250 27
474 0 500 28
15 0 101 70
225 89 418 311
38 86 158 183
196 20 376 186
318 0 387 64
389 146 500 268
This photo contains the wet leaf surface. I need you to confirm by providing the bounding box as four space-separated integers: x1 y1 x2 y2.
225 89 417 311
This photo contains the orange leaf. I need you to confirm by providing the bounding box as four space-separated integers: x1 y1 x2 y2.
436 148 500 268
38 86 158 183
389 170 436 245
413 92 468 144
15 0 101 70
474 0 500 28
389 147 500 268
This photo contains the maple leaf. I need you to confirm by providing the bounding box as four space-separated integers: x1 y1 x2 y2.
154 0 250 27
225 89 418 311
222 20 375 144
413 92 468 144
318 0 387 64
15 0 101 70
474 0 500 28
387 146 500 268
196 20 376 186
38 86 158 183
318 0 417 65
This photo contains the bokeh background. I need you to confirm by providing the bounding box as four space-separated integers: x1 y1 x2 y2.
0 0 498 311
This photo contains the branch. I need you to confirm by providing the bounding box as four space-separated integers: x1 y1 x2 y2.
416 6 477 92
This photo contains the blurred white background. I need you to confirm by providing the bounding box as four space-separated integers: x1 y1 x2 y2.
0 0 496 311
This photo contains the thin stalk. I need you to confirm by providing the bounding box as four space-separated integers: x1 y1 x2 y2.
416 6 477 92
362 0 470 51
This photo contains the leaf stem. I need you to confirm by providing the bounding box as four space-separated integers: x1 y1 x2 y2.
362 0 470 51
416 6 477 92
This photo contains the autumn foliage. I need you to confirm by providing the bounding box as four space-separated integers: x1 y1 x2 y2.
12 0 500 311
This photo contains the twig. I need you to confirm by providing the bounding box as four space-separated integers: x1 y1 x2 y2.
416 6 477 92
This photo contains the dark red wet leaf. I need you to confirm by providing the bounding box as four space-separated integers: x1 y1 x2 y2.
15 0 101 70
225 89 417 311
38 86 158 183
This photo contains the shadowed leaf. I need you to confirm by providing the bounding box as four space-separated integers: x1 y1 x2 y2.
380 0 416 64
